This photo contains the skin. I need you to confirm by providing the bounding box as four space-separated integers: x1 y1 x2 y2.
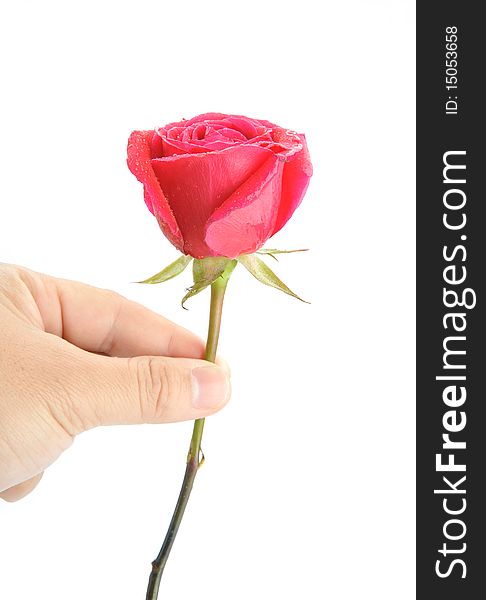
0 264 230 502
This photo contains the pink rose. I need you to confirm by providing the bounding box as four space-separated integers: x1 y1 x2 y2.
127 113 312 258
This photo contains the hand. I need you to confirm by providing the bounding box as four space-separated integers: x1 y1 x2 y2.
0 264 230 502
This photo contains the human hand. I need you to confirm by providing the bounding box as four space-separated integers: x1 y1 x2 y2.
0 264 230 502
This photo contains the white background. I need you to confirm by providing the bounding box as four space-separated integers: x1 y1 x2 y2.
0 1 415 598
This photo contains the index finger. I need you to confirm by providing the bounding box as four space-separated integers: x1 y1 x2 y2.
28 270 206 359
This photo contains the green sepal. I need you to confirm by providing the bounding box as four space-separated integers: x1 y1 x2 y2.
238 254 309 303
256 248 309 262
137 255 193 284
257 248 309 255
181 257 237 308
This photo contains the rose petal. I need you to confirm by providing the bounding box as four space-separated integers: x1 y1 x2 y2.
161 136 208 156
205 153 283 258
184 112 228 126
224 116 262 139
149 130 164 158
151 144 271 257
272 134 313 235
210 127 247 142
127 130 184 251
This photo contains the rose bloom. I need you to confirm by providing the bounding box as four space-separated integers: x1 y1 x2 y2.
127 113 312 259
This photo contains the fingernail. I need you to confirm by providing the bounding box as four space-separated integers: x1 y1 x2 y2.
191 365 230 410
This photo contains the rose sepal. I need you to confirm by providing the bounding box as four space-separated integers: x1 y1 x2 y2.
256 247 309 261
137 255 193 284
182 257 237 308
238 253 309 303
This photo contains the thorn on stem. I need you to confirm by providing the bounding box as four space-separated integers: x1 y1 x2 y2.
198 447 205 467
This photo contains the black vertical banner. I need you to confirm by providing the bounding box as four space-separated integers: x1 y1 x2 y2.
417 3 485 599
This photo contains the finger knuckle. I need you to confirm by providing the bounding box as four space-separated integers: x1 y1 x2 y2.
0 265 33 307
134 357 181 422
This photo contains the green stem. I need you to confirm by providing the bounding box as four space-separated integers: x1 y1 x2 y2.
145 270 231 600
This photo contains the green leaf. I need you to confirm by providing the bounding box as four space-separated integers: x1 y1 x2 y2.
137 255 192 284
181 257 237 307
238 254 309 303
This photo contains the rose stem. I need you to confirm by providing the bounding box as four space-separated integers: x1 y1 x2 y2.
145 268 231 600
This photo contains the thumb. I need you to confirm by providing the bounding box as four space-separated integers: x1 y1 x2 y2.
56 352 231 432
